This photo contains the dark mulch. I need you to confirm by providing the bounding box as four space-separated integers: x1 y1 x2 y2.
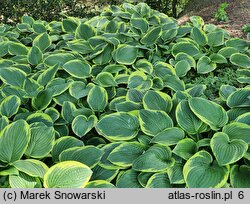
178 0 250 39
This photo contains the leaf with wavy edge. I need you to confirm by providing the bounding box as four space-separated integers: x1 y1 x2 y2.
211 132 248 166
183 150 229 188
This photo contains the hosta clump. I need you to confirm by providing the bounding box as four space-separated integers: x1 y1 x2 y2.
0 3 250 188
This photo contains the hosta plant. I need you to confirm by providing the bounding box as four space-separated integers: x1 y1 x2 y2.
0 3 250 188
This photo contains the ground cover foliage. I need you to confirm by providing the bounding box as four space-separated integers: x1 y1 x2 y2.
0 3 250 188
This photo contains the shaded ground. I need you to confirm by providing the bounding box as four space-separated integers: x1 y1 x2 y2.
178 0 250 38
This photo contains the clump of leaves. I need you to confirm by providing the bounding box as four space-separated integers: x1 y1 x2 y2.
242 24 250 33
0 3 249 188
212 2 229 22
184 65 243 100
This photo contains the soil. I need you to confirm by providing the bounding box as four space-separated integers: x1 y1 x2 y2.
178 0 250 39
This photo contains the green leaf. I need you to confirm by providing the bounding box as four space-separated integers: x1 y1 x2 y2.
72 115 98 137
9 172 41 188
75 23 96 40
226 88 250 108
46 77 71 96
163 75 185 92
54 125 69 137
126 89 144 103
51 136 84 162
172 42 200 57
0 166 19 176
20 16 34 25
33 33 51 52
0 116 9 132
91 165 119 182
116 170 142 188
161 29 178 42
189 97 228 130
132 144 174 172
207 30 224 47
96 112 139 141
108 142 146 168
85 180 115 188
130 18 149 33
115 101 142 112
27 46 43 65
62 18 78 33
133 59 153 74
0 95 21 118
154 61 176 78
146 172 172 188
230 53 250 68
230 165 250 188
31 89 53 110
53 91 77 106
44 161 92 188
114 44 138 65
44 53 75 66
141 27 161 46
151 127 185 146
176 100 207 134
222 122 250 144
186 84 206 97
0 67 26 87
105 20 118 33
175 60 191 77
219 85 237 101
61 101 76 123
0 41 9 57
12 159 48 178
218 47 238 58
23 78 43 98
143 90 172 113
197 138 211 149
137 172 154 187
59 146 104 168
93 44 114 65
69 81 87 99
139 109 173 136
95 72 117 87
173 138 197 160
228 109 250 124
8 42 29 55
209 53 227 64
103 64 127 74
226 38 249 52
67 40 92 54
183 151 229 188
99 143 122 170
190 27 207 46
37 64 59 86
235 112 250 125
128 71 152 90
25 126 55 158
210 132 248 166
0 120 30 163
197 56 217 74
63 59 91 79
87 85 108 112
175 52 196 68
167 161 185 184
190 16 204 28
33 23 47 34
26 113 53 127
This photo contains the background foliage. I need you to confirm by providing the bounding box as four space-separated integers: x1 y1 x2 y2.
0 0 105 23
0 0 191 24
